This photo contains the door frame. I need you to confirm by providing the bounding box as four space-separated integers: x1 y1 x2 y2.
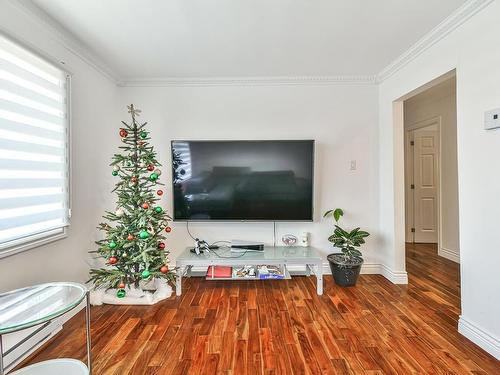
404 116 442 247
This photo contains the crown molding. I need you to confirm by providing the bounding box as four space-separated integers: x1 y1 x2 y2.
7 0 119 83
2 0 376 88
117 75 377 87
377 0 494 82
7 0 493 87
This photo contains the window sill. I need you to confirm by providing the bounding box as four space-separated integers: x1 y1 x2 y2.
0 228 68 260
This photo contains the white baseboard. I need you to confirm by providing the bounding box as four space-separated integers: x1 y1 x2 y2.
2 302 85 373
380 264 408 284
329 262 407 284
458 316 500 360
271 262 383 276
438 247 460 263
360 263 382 274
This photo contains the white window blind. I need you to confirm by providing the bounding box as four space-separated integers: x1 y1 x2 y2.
0 34 70 254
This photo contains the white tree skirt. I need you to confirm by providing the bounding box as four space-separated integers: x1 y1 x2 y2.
90 278 173 305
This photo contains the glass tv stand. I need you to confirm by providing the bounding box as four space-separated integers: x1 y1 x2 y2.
176 246 324 295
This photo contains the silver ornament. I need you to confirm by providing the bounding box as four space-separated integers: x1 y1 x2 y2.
115 208 125 217
154 169 161 176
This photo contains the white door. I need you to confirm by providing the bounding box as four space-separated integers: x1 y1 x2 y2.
410 125 439 243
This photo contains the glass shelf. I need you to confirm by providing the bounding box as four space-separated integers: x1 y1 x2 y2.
0 282 87 335
206 265 291 281
177 246 323 265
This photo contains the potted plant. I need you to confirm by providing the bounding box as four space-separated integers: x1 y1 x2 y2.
323 208 370 286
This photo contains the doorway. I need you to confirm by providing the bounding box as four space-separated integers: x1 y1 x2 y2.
403 75 459 263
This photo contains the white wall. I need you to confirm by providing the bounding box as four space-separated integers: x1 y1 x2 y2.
404 77 460 261
0 4 380 291
0 1 119 292
379 1 500 358
119 84 380 266
2 0 498 360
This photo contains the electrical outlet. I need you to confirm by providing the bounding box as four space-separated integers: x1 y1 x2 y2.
484 108 500 130
350 160 356 170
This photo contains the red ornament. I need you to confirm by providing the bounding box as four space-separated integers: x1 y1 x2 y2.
157 190 163 196
127 234 134 241
160 266 169 274
138 141 145 146
119 128 128 138
131 176 138 184
118 282 125 289
165 226 172 233
109 256 118 265
158 242 165 249
147 164 155 171
142 202 149 209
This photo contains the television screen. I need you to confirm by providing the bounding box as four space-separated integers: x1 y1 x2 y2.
171 140 314 221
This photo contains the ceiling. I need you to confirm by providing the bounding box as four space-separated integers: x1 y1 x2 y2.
29 0 466 80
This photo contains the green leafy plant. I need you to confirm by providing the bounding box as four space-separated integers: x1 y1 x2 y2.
323 208 370 260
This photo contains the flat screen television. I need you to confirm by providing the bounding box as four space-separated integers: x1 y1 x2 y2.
171 140 314 221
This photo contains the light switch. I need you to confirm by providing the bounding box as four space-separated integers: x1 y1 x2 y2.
484 108 500 130
350 160 356 170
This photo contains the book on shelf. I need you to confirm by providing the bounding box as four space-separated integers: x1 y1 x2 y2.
206 266 232 278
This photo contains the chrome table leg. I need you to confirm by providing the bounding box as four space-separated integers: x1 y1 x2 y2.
85 292 92 374
0 334 4 375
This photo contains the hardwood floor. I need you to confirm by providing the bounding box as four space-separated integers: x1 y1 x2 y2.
20 243 499 374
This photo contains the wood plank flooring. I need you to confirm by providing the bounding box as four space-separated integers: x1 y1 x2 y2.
20 243 500 374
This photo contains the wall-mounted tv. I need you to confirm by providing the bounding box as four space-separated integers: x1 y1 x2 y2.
171 140 314 221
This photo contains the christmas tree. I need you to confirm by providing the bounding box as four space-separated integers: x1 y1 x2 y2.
89 104 174 298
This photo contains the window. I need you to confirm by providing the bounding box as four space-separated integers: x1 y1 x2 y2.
0 34 70 257
172 141 192 181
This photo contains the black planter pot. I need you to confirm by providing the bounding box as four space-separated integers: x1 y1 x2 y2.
327 253 363 287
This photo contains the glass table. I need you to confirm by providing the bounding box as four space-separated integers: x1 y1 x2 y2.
0 283 91 375
176 246 324 295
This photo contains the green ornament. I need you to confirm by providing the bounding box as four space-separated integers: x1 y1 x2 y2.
139 230 149 239
108 241 117 249
149 173 158 181
126 161 132 167
140 131 148 139
141 270 151 279
112 170 118 176
116 289 126 298
154 206 163 214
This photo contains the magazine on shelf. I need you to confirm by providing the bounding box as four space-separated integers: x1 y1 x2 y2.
232 265 257 279
257 265 285 279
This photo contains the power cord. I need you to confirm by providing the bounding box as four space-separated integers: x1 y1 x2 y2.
210 248 249 258
210 240 231 247
273 221 276 247
186 220 196 240
186 222 248 258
